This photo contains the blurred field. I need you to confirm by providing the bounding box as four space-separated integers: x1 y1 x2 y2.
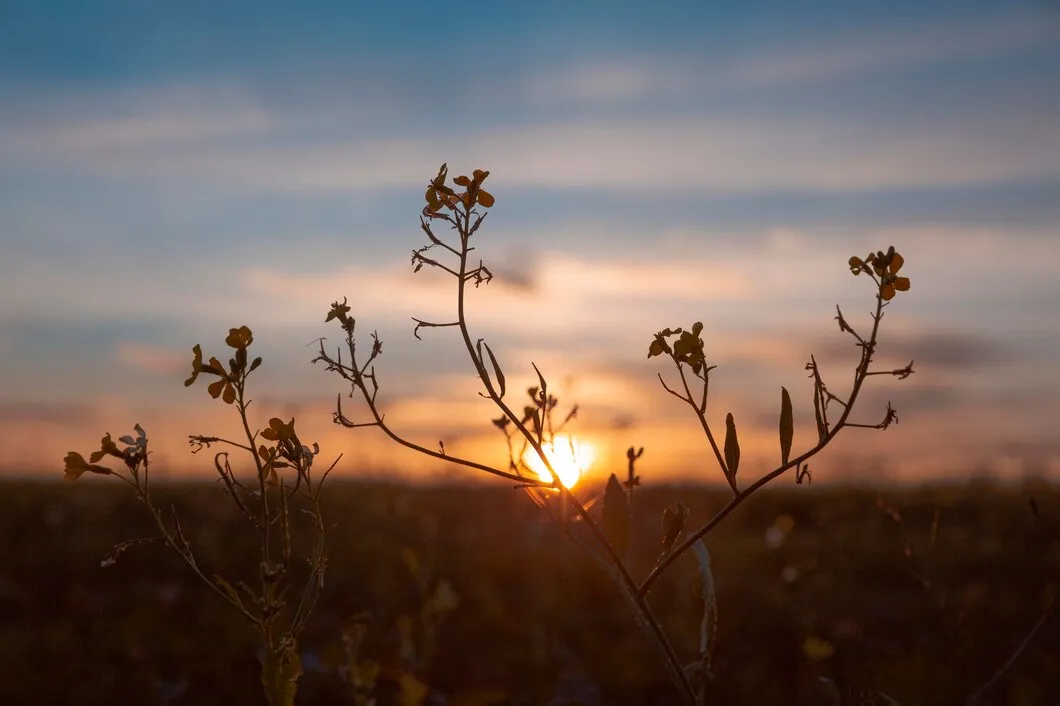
1 479 1058 706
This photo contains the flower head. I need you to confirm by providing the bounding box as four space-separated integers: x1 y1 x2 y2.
849 246 910 301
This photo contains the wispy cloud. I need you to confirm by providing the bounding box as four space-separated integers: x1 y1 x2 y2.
115 342 190 376
719 13 1060 88
7 113 1056 194
514 13 1060 104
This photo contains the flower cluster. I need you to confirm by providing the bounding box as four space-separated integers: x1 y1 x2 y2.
64 424 148 480
184 325 262 404
647 322 707 374
849 246 911 301
423 163 494 217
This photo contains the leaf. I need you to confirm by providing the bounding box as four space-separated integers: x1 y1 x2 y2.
660 501 689 556
531 362 547 402
779 386 793 465
813 383 826 442
261 643 301 706
724 413 740 479
602 473 630 554
692 539 717 670
214 575 245 611
485 339 506 396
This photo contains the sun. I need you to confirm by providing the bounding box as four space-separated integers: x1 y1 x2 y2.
521 434 594 488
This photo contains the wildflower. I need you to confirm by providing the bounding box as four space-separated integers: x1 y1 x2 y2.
224 326 253 350
261 417 296 443
63 451 112 481
118 424 148 453
183 344 227 388
648 323 707 373
848 246 910 301
453 169 495 208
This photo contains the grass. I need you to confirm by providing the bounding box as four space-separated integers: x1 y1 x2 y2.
3 478 1058 705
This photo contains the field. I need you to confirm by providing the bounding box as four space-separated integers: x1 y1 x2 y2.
1 479 1058 705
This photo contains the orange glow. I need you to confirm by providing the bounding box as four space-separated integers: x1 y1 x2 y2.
521 434 594 488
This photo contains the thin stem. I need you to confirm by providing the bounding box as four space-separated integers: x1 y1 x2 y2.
237 380 272 571
677 364 734 494
967 605 1055 705
640 295 886 596
443 202 696 703
132 457 261 626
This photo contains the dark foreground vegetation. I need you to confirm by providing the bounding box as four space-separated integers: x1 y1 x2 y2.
1 479 1057 705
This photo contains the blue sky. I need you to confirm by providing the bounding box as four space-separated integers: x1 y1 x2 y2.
1 0 1059 484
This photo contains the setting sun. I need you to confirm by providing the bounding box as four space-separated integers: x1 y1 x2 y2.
521 434 595 488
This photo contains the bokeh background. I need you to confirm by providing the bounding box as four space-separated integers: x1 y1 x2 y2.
2 0 1059 484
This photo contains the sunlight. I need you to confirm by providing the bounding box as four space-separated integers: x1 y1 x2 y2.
521 434 595 488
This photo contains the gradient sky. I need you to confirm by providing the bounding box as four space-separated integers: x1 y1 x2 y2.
2 0 1059 486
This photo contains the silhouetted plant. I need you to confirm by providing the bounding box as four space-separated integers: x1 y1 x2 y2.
312 165 918 705
58 163 1056 705
64 326 337 706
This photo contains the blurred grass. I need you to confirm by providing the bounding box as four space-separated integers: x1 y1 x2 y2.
1 479 1057 705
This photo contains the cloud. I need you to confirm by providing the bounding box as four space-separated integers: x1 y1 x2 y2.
0 82 274 152
5 12 1058 197
719 13 1060 88
515 13 1059 104
12 113 1056 195
0 401 95 425
115 342 190 375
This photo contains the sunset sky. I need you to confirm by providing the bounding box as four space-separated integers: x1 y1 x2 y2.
2 1 1058 486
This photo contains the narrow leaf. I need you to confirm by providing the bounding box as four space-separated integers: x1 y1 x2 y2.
724 412 740 479
813 383 826 442
214 575 245 611
482 341 505 398
602 473 630 554
531 362 547 402
692 539 717 670
779 386 793 465
660 501 689 557
261 643 301 706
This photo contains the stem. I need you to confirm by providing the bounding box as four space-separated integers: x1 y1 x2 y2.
967 605 1055 705
237 380 272 572
133 456 261 626
678 364 735 494
640 295 886 596
447 203 696 703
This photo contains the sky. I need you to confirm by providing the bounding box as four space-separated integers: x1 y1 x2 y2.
1 0 1059 487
